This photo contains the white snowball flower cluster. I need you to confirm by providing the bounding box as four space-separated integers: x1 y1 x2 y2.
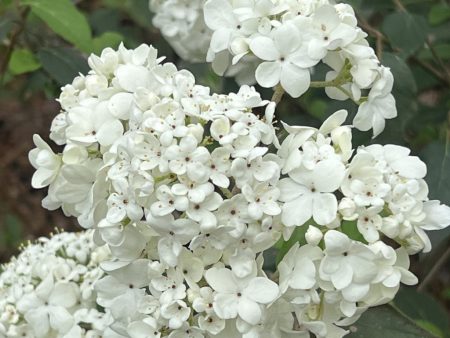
28 42 450 338
202 0 397 137
149 0 211 62
0 230 111 338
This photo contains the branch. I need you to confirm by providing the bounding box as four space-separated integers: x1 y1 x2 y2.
0 7 30 83
271 84 285 104
356 14 386 59
418 246 450 292
393 0 407 12
426 39 450 85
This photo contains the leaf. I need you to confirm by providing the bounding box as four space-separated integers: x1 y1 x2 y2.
346 305 438 338
420 141 450 205
420 140 450 248
37 47 89 85
275 225 308 264
341 220 367 243
127 0 154 27
91 31 123 55
22 0 92 52
394 288 449 338
428 5 450 25
382 12 428 58
8 48 41 75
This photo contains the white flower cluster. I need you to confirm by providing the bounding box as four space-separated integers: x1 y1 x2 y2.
28 43 450 338
0 231 111 338
149 0 211 62
201 0 397 137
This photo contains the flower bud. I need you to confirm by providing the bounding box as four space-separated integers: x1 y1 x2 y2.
305 225 323 246
338 197 357 220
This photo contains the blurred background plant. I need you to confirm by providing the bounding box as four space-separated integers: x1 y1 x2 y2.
0 0 449 336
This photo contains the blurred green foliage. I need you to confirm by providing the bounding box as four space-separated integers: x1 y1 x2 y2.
0 0 449 336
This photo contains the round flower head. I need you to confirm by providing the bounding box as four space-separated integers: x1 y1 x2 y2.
0 230 111 338
29 41 450 338
29 43 283 337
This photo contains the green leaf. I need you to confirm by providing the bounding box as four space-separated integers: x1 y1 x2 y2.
37 47 89 85
127 0 153 27
8 48 41 75
382 12 428 58
347 305 438 338
428 5 450 25
394 288 449 338
22 0 92 51
421 141 450 205
275 225 308 264
91 31 123 55
341 220 366 243
0 213 23 252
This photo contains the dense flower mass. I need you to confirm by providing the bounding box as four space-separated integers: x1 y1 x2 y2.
150 0 397 137
27 42 450 338
201 0 398 137
149 0 211 62
0 231 111 338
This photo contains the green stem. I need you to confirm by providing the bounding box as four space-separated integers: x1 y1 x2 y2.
219 187 233 199
271 84 285 104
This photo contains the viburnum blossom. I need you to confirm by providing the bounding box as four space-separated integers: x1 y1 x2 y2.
25 36 450 338
0 230 111 338
196 0 398 137
149 0 211 62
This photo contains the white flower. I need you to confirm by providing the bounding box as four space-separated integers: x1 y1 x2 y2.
65 103 124 146
161 300 191 329
250 22 316 97
320 231 377 301
353 67 397 137
205 266 279 325
0 231 109 338
294 5 358 60
305 225 324 246
29 135 61 189
279 160 345 226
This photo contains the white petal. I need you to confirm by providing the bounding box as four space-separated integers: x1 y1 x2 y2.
391 157 426 179
244 277 279 304
255 61 281 88
290 258 316 290
312 193 337 225
49 283 78 307
238 297 262 325
331 263 353 290
214 293 239 320
282 194 313 227
97 120 124 146
205 268 238 293
249 36 279 61
280 62 310 98
313 160 345 192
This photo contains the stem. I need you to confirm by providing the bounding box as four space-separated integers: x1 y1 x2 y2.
219 187 233 199
393 0 407 11
0 7 30 83
426 39 450 84
356 14 385 58
271 84 285 104
418 246 450 292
